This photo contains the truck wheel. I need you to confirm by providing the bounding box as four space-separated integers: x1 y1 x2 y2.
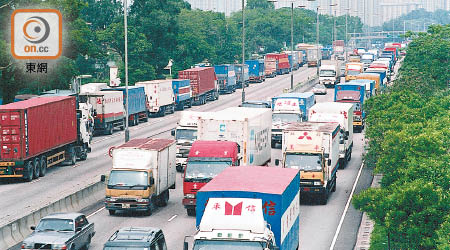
108 210 116 215
39 156 47 177
188 99 193 108
159 191 169 207
68 147 77 165
159 107 166 117
187 208 196 216
33 158 40 179
79 145 88 161
319 192 328 205
332 180 337 192
23 161 34 182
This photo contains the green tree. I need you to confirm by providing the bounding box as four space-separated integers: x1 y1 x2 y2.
246 0 274 10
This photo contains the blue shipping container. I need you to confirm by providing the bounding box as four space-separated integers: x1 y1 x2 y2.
246 59 264 78
214 64 236 93
350 79 375 98
102 86 146 115
271 92 315 121
172 79 191 104
234 64 249 85
335 82 366 118
196 166 300 250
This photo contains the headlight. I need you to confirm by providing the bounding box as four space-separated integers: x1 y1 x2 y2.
314 181 322 186
107 197 117 202
185 194 195 199
52 244 68 250
21 242 33 249
137 198 149 203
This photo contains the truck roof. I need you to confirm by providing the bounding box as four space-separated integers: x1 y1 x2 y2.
179 67 214 72
310 102 353 113
199 166 299 195
0 96 74 110
284 121 340 134
273 92 314 99
320 64 336 70
115 138 175 151
188 140 238 158
135 79 172 85
208 107 270 121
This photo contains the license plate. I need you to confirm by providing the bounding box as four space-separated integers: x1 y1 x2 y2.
303 187 310 192
122 204 130 209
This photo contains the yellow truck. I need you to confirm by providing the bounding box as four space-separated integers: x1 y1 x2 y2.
345 63 364 81
102 138 176 216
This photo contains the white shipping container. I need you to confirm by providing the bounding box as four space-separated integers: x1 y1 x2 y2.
112 141 176 195
136 80 175 114
82 91 124 118
80 82 108 93
197 107 272 166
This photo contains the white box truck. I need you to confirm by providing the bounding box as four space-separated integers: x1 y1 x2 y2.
103 138 176 215
309 102 353 168
278 122 340 205
136 80 175 117
171 111 212 172
319 64 340 88
80 82 108 93
197 107 272 166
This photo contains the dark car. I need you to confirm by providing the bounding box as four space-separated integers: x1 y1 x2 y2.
239 100 271 108
22 212 95 250
103 227 167 250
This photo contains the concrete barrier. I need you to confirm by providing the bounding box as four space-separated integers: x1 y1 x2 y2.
0 181 105 249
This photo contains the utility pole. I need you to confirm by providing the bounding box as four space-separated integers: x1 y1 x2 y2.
290 1 294 90
124 0 129 142
241 0 245 103
316 6 320 76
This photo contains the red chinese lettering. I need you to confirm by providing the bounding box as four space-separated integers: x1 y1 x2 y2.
262 201 276 216
212 203 220 210
225 202 243 215
246 205 256 213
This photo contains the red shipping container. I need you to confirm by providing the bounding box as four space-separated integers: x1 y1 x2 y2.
0 96 77 161
265 53 290 70
178 67 216 97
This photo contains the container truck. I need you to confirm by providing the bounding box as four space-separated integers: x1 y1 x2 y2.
182 140 240 216
103 138 176 216
350 79 375 99
361 53 375 70
277 122 340 205
102 86 148 125
171 111 212 172
265 53 290 75
172 79 192 110
271 93 315 147
197 107 272 166
355 73 380 94
332 40 345 55
80 82 108 93
309 102 354 168
335 82 366 132
284 51 300 70
214 64 237 94
0 96 92 182
135 80 175 117
234 64 250 88
246 59 265 83
264 57 278 78
307 47 321 67
345 62 364 81
79 91 125 135
319 64 340 88
178 67 219 105
188 166 300 250
321 47 332 60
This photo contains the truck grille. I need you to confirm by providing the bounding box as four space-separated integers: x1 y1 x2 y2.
34 243 52 249
117 198 138 202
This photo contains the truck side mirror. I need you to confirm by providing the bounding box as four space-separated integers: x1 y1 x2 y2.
237 144 241 153
328 159 332 166
183 242 189 250
150 177 155 186
346 131 349 136
171 130 175 136
100 175 106 182
30 226 35 230
274 159 280 166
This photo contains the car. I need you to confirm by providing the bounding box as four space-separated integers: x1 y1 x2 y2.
312 84 327 95
22 212 95 250
103 227 167 250
239 100 271 108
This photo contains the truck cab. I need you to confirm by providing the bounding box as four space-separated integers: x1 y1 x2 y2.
271 93 315 147
183 140 239 216
345 63 364 81
279 122 340 205
319 64 339 88
103 138 176 216
361 53 374 70
334 82 366 132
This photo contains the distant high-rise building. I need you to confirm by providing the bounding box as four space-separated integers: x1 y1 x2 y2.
185 0 245 16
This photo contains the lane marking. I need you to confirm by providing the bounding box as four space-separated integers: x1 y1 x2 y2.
168 214 177 222
87 206 105 218
329 161 365 250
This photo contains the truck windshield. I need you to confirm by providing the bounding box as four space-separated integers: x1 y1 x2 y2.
347 70 360 76
176 129 197 141
108 170 148 189
185 161 231 182
193 240 265 250
36 219 74 232
272 113 302 123
104 248 150 250
361 59 372 64
285 153 322 172
241 103 269 108
319 70 335 77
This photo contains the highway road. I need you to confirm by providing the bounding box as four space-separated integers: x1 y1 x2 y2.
0 65 317 227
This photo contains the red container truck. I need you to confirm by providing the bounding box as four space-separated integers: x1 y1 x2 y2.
265 53 290 75
0 96 92 182
178 67 219 105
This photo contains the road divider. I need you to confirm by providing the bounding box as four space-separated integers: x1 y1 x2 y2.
0 181 105 249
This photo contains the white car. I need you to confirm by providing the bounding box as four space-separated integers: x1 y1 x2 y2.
312 84 327 95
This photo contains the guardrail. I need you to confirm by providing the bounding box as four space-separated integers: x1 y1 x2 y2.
0 181 105 249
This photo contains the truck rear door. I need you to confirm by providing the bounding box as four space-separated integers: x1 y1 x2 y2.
0 111 23 160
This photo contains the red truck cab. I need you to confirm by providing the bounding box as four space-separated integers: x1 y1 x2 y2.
182 140 239 216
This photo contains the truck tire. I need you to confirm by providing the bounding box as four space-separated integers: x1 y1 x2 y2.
105 123 114 135
39 156 47 177
33 158 40 179
331 179 336 192
120 119 125 131
68 147 77 165
159 106 166 117
79 145 88 161
23 161 34 182
187 208 196 216
319 192 328 205
108 210 116 215
159 191 169 207
188 99 193 108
